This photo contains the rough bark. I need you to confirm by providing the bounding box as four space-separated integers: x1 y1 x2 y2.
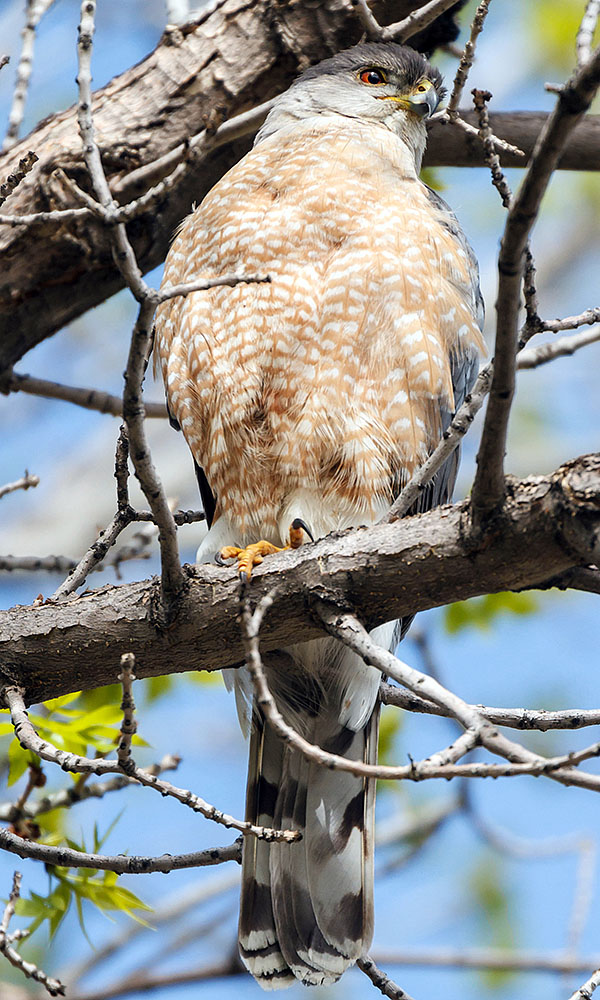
1 454 598 708
1 0 598 371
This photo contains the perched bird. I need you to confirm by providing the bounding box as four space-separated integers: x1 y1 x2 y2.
154 42 485 989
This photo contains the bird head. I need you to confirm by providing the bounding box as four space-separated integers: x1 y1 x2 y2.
256 42 445 167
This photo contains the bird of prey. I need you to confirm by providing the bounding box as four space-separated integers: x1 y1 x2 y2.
154 42 485 989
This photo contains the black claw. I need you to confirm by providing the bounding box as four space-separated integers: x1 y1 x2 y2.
291 517 315 543
214 550 228 566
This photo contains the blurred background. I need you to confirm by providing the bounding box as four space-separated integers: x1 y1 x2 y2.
1 1 599 998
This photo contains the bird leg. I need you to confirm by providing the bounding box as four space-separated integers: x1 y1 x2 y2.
217 518 314 580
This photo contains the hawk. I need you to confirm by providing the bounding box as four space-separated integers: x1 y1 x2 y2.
154 42 485 989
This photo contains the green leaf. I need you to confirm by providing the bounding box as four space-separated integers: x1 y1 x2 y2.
445 592 538 634
7 740 36 786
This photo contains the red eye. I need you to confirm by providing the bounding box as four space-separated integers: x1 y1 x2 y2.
359 68 386 86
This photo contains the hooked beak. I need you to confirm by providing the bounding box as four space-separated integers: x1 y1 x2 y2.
378 84 440 121
406 87 440 120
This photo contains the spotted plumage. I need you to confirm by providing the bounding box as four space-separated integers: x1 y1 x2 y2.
155 41 484 989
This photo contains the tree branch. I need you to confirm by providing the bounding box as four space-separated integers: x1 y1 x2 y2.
0 454 598 705
3 687 299 843
471 44 600 522
0 871 65 996
0 828 241 875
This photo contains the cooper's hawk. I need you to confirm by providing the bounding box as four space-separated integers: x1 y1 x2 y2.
154 42 484 989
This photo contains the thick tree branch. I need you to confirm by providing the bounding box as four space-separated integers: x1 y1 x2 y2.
0 454 598 706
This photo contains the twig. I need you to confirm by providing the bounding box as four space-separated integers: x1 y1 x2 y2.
0 871 65 996
0 828 241 874
76 0 184 606
2 1 56 151
380 682 600 731
65 957 241 1000
4 687 299 842
157 273 270 303
370 947 600 975
471 42 600 523
518 327 600 368
446 1 492 114
313 604 600 792
541 306 600 333
386 0 463 43
0 471 39 500
349 0 384 40
577 1 600 66
357 956 417 1000
5 371 167 418
0 531 155 578
49 509 134 600
241 593 600 786
569 966 600 1000
472 88 513 207
0 755 180 823
0 151 38 207
382 364 492 522
117 654 137 769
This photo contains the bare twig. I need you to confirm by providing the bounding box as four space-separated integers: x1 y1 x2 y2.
518 327 600 368
0 871 65 996
472 88 513 206
3 0 56 151
569 966 600 1000
0 151 38 207
117 654 137 769
0 755 180 823
380 682 600 731
349 0 384 40
49 509 134 600
75 0 184 606
5 371 167 418
386 0 463 43
576 1 600 66
471 43 600 523
541 306 600 333
446 1 492 114
0 471 39 500
0 827 240 874
314 605 600 792
241 593 600 786
4 687 299 842
357 956 417 1000
383 363 492 522
370 947 600 976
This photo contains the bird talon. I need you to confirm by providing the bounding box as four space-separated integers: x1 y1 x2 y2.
289 517 315 545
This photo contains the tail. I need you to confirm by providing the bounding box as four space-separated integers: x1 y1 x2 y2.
238 640 380 989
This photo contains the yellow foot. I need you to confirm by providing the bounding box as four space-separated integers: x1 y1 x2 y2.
217 518 313 580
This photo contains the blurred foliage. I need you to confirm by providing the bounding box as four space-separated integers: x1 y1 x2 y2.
0 690 148 786
420 166 446 191
526 1 599 72
445 591 538 634
377 705 405 796
470 854 517 988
